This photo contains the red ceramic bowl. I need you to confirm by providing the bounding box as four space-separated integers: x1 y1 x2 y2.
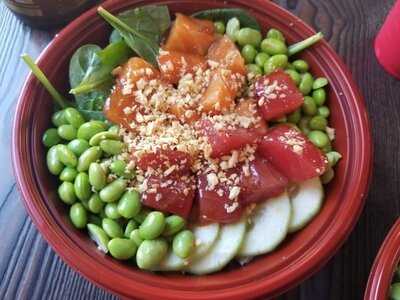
12 0 373 299
365 218 400 300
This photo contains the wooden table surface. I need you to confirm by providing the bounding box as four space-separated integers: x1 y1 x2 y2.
1 0 399 299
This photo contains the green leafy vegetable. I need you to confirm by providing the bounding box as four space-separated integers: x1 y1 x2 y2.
98 5 170 66
21 54 72 109
192 8 260 31
288 32 324 56
109 30 123 43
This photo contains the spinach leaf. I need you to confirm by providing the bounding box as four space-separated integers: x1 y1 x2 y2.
192 8 260 31
109 29 122 43
98 6 170 66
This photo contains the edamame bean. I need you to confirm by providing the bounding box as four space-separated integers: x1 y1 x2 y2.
108 125 120 135
42 128 61 147
67 139 90 156
99 178 127 203
104 203 122 219
124 220 138 238
77 121 107 141
108 238 137 260
309 115 327 130
266 28 285 42
58 181 77 205
299 73 314 95
136 239 168 269
308 130 329 148
172 230 195 259
321 143 332 153
134 208 151 224
226 17 240 42
69 203 87 229
88 162 107 190
77 146 102 172
99 140 124 155
292 59 309 73
109 160 135 179
129 229 143 247
57 144 78 168
57 124 77 141
89 131 120 146
260 38 287 55
321 168 335 184
74 172 91 201
287 109 302 124
88 193 104 214
102 218 123 238
299 117 311 134
64 107 85 128
326 151 342 167
264 54 288 74
236 28 262 47
87 223 109 253
241 44 257 63
318 106 330 118
313 77 329 89
139 211 166 240
163 215 185 236
59 167 78 182
255 52 269 67
214 21 225 34
312 88 327 106
47 146 63 175
302 96 317 116
52 110 68 127
285 69 301 85
246 64 262 75
117 190 141 219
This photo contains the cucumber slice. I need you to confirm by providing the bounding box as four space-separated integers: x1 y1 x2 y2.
288 177 324 233
153 251 189 271
187 219 246 275
238 192 291 257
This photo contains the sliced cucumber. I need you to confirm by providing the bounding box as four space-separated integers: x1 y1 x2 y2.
153 250 189 271
187 219 246 275
288 177 324 233
191 223 220 260
238 192 291 257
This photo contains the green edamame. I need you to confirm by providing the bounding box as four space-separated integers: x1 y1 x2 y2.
64 108 85 129
313 77 329 89
226 17 240 42
236 28 262 47
308 130 329 148
99 178 127 203
299 73 314 95
260 38 287 55
67 139 90 156
88 193 104 214
299 117 311 135
57 124 77 141
88 162 107 190
266 28 285 42
102 218 123 238
241 45 257 63
326 151 342 168
264 54 288 74
58 181 77 205
108 238 137 260
318 106 330 118
321 168 335 184
47 146 64 175
172 230 195 259
42 128 61 147
321 143 332 153
89 131 120 146
129 229 143 247
69 203 87 229
124 220 138 238
312 88 327 106
134 208 151 224
52 110 68 127
87 223 109 253
287 109 302 124
136 239 168 270
246 64 262 75
309 115 327 130
163 215 185 236
57 144 78 168
109 160 135 179
77 121 107 141
117 190 141 219
285 69 301 85
104 203 122 219
77 146 102 172
214 21 225 34
292 59 309 73
139 211 166 240
255 52 269 67
108 125 120 135
74 172 91 201
59 167 78 182
99 140 124 155
302 96 317 116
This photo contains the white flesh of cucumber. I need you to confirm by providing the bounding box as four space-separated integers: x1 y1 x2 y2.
238 192 291 257
288 177 324 233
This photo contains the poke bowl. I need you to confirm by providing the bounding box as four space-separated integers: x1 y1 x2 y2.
12 0 372 299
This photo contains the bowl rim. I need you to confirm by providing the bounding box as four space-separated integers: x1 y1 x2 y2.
365 218 400 300
12 0 373 299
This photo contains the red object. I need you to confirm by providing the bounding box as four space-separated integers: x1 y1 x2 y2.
136 149 192 175
254 70 304 121
12 0 372 299
258 124 328 183
142 174 195 218
364 218 400 300
375 0 400 79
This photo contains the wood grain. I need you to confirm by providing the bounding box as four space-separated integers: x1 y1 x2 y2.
0 0 399 299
